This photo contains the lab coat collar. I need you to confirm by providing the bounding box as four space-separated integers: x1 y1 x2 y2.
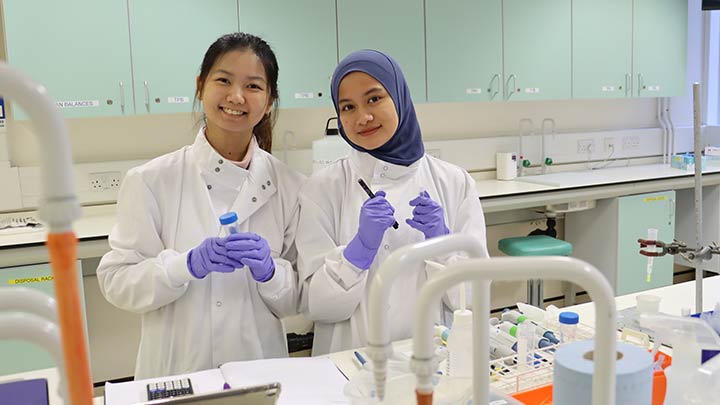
348 148 421 182
190 128 277 224
191 128 251 190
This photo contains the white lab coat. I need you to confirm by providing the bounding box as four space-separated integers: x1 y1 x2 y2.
97 130 305 379
297 149 489 355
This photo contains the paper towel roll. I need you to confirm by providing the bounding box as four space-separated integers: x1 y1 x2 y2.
553 340 653 405
496 152 517 180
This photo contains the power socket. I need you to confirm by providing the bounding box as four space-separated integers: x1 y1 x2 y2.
577 139 595 154
622 135 640 151
89 171 122 191
603 137 615 152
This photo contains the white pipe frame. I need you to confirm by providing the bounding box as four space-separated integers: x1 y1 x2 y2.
0 312 67 403
366 234 487 401
0 63 80 232
0 286 57 322
412 256 617 405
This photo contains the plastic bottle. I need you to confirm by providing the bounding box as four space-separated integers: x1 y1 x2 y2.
447 309 473 377
311 117 351 173
559 311 579 343
219 212 239 237
499 317 560 345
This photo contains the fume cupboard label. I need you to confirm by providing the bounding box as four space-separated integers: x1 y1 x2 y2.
56 100 99 108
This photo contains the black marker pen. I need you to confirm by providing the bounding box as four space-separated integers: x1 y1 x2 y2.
357 178 399 229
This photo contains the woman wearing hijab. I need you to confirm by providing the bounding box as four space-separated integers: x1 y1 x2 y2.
296 49 489 355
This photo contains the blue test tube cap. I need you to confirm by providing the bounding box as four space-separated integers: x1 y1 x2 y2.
559 311 579 325
219 212 238 225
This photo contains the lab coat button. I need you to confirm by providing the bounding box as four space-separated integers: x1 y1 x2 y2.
261 185 266 190
267 180 271 186
207 184 212 190
215 167 220 172
252 196 257 202
383 166 388 171
380 173 386 178
384 244 389 250
216 301 222 307
218 159 224 164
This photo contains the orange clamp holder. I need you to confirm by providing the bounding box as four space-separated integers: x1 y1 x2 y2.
47 232 93 405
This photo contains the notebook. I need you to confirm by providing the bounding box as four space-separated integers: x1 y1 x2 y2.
104 357 348 405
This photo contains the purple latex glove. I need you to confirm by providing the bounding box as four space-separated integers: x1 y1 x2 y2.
406 191 450 240
225 233 276 282
187 237 244 279
344 190 396 270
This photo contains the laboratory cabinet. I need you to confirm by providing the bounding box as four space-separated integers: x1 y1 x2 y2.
674 186 720 274
502 0 572 101
3 0 134 119
128 0 239 115
0 261 86 376
336 0 427 102
425 0 503 102
237 0 337 109
3 0 238 119
572 0 687 99
566 191 675 295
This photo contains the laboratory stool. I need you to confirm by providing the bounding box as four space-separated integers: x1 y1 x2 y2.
498 235 573 308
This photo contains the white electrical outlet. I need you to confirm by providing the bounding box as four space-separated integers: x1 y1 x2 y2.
622 135 640 151
577 139 595 154
426 148 441 159
89 171 122 191
603 137 615 152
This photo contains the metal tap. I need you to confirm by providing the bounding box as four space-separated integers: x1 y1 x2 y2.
518 118 534 177
541 118 556 174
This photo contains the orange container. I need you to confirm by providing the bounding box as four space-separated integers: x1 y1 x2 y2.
511 352 671 405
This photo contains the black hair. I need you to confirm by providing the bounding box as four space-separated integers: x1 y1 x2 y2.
195 32 279 152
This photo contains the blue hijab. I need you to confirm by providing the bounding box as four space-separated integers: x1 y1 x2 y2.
330 49 424 167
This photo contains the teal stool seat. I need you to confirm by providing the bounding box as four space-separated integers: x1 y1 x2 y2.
498 235 573 257
498 235 573 307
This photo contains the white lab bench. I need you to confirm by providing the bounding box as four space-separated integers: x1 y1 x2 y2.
331 276 720 383
1 272 717 404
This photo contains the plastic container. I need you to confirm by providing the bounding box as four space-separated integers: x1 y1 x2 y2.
447 309 473 377
219 212 239 237
637 294 661 314
558 312 579 343
312 117 351 174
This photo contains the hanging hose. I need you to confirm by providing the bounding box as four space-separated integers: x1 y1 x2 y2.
47 232 92 404
416 389 433 405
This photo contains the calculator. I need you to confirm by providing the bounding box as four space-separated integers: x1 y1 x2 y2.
146 378 194 401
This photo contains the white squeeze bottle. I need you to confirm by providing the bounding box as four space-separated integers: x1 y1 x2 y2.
448 283 473 377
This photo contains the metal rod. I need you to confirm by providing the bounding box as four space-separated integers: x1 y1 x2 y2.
693 82 703 313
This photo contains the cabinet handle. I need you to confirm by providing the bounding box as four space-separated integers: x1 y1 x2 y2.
488 74 500 101
119 81 125 114
625 73 631 98
505 74 517 100
144 81 150 113
637 73 644 97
